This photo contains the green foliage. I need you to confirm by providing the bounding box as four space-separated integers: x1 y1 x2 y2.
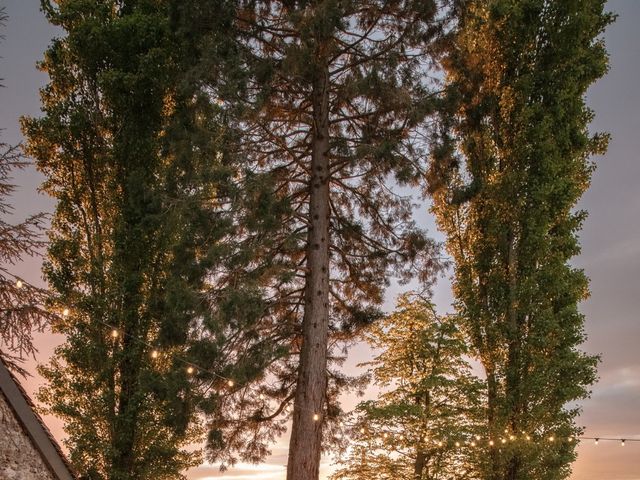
431 1 613 479
190 0 447 470
332 295 484 480
20 1 243 478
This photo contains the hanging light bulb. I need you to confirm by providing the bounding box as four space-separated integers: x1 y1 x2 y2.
489 440 495 446
227 379 234 387
595 438 599 445
621 439 626 447
187 366 194 374
313 413 320 421
151 350 159 359
16 280 23 289
549 436 555 442
455 441 460 447
501 438 507 444
111 329 119 338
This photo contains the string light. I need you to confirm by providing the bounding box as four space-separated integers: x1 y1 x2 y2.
62 308 69 317
259 393 265 400
186 366 195 374
621 439 626 447
16 280 23 289
313 413 320 421
489 440 495 446
501 438 507 444
111 329 119 338
151 350 159 359
509 435 515 441
595 438 599 445
525 435 531 441
455 441 460 447
227 379 234 387
549 436 555 442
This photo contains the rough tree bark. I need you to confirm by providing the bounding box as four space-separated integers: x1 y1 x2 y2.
286 56 331 480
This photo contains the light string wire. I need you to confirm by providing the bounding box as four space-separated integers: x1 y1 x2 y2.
34 288 640 437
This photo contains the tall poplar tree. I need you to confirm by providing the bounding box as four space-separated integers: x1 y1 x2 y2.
431 1 613 479
198 1 448 477
331 295 483 480
21 1 249 478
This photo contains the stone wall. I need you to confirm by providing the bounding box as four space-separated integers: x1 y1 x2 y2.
0 389 56 480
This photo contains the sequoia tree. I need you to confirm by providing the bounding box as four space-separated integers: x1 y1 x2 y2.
198 1 449 477
21 1 248 478
431 1 613 479
331 295 483 480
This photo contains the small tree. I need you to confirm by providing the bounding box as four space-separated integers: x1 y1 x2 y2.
332 295 484 480
0 7 52 374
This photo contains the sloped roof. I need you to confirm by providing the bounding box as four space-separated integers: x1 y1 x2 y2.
0 357 76 480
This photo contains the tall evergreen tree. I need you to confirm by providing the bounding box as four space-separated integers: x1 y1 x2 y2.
20 1 252 478
0 7 53 374
331 295 483 480
196 1 448 477
430 1 613 479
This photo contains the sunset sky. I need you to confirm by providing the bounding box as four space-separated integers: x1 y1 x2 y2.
1 1 639 479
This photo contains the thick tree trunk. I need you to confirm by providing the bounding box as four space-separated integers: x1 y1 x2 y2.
286 59 331 480
504 229 520 480
414 449 428 480
486 368 501 480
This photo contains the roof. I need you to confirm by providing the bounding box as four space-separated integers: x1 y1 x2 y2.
0 357 77 480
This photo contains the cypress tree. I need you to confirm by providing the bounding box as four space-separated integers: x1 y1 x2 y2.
431 1 613 479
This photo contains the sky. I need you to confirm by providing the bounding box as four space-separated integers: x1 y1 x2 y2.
0 0 639 479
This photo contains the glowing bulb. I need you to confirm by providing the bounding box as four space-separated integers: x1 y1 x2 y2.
489 440 495 446
568 436 574 442
621 440 626 447
62 308 69 317
595 438 599 445
360 428 365 434
313 413 320 421
16 280 23 289
455 441 460 447
437 441 443 447
111 329 119 338
549 436 555 442
509 435 515 441
383 433 388 439
471 441 477 447
259 393 265 400
227 379 234 387
151 350 159 359
187 366 194 374
501 438 507 444
339 421 344 427
475 435 481 441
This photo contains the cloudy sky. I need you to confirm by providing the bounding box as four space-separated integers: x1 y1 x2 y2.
1 1 639 479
